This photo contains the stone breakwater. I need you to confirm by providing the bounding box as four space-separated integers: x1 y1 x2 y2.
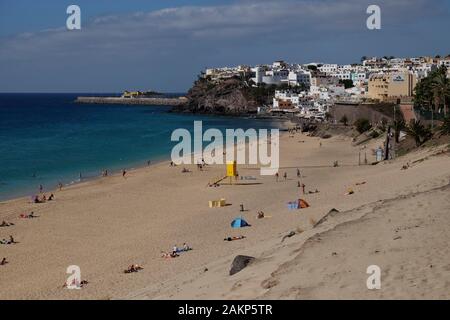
75 96 187 106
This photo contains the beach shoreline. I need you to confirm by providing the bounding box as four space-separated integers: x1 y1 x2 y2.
0 114 292 203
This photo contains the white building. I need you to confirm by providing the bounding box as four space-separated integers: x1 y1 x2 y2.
319 64 338 74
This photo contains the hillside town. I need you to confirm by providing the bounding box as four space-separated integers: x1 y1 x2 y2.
202 56 450 120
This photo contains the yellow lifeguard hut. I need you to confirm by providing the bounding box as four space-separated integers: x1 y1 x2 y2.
226 161 237 184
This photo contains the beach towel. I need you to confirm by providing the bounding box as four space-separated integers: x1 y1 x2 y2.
287 201 299 210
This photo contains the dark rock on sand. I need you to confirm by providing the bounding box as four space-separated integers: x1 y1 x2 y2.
230 255 255 276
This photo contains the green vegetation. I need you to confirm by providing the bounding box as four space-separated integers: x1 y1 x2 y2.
354 118 372 134
393 119 406 143
405 120 432 147
340 115 349 126
414 66 450 117
370 131 380 139
438 117 450 136
339 79 354 89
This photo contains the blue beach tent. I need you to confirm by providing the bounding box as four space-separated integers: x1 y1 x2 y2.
231 216 250 228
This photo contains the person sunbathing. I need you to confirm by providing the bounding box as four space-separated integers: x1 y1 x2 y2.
20 212 37 219
0 237 15 245
0 257 7 265
345 188 355 195
181 167 191 173
161 251 179 258
256 211 265 219
0 221 14 227
224 236 246 241
124 264 143 273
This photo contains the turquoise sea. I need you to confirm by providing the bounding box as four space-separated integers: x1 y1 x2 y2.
0 93 282 201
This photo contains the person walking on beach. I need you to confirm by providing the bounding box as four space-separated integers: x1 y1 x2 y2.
275 172 279 182
301 183 306 195
79 172 82 181
39 184 43 193
147 160 151 166
122 169 127 178
58 182 63 191
297 168 301 178
283 172 287 181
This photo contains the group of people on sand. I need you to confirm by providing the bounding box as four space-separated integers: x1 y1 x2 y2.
34 193 54 203
207 182 220 188
0 235 16 245
275 171 291 182
63 279 89 288
161 243 192 258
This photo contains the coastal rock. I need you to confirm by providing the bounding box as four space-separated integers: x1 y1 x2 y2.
174 78 265 115
229 255 255 276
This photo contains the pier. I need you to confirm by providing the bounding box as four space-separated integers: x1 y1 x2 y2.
75 96 187 106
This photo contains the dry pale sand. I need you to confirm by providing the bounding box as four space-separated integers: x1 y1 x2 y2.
1 130 449 300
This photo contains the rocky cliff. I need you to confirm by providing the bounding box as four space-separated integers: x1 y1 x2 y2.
173 77 270 115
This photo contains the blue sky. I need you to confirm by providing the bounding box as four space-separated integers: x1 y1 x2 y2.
0 0 449 93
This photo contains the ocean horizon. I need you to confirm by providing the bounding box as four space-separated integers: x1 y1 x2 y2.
0 93 282 201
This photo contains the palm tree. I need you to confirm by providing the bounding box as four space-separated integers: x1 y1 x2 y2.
431 71 450 117
393 119 405 143
405 120 432 147
438 117 450 137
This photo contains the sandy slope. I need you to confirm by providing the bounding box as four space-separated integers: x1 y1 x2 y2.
1 129 449 300
124 137 450 300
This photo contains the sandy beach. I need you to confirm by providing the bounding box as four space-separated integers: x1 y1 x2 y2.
1 129 449 300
